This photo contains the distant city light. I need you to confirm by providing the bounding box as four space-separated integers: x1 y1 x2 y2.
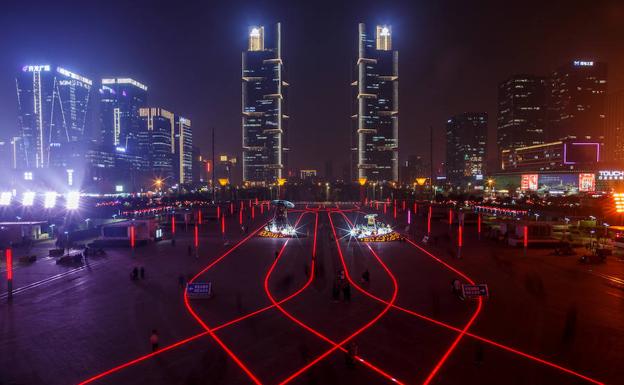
22 191 35 207
614 193 624 213
22 65 50 72
573 60 594 67
23 171 33 181
66 169 74 186
66 191 80 210
115 185 124 192
0 192 12 206
44 192 58 208
380 26 390 36
250 27 260 37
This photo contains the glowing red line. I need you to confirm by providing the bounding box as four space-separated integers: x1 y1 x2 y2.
265 214 404 385
130 226 135 248
252 205 255 219
198 210 202 224
221 215 225 235
427 206 432 235
524 225 528 248
449 208 453 225
171 215 175 234
239 209 243 225
230 202 234 215
217 205 220 219
194 224 199 248
280 212 399 385
458 224 462 247
338 210 603 385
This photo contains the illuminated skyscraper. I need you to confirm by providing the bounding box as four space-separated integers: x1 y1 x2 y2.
99 77 148 151
174 115 192 184
446 113 488 189
548 60 607 141
242 23 288 185
605 91 624 162
16 65 92 169
352 23 399 183
497 75 547 154
139 108 175 181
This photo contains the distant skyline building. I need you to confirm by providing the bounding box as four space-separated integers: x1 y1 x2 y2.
16 64 92 169
548 60 607 141
174 116 192 184
99 77 148 151
605 90 624 163
139 108 175 181
446 113 488 188
352 23 399 183
497 75 547 156
242 23 288 186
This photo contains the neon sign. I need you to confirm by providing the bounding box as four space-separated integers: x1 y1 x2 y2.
573 60 594 66
598 170 624 180
22 65 50 72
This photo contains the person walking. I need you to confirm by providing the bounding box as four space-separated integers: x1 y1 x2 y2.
150 329 159 352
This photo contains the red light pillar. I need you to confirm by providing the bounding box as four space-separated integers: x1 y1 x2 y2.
407 209 411 224
414 202 417 215
240 201 244 212
239 209 243 225
5 248 13 300
428 206 432 236
248 199 252 208
255 197 258 205
523 225 528 255
402 200 406 211
171 214 176 237
221 214 225 235
477 213 482 240
194 224 199 257
217 205 220 220
458 223 463 259
393 204 397 219
383 203 387 214
130 225 136 249
198 210 202 225
230 202 234 215
252 206 255 220
449 208 453 230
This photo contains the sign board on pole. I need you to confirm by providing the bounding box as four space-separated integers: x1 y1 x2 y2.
462 284 489 298
186 282 213 299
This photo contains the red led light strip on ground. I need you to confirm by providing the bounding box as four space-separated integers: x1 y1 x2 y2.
265 214 405 385
335 210 604 385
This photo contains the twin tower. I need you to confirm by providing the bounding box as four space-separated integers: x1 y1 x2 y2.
242 23 399 186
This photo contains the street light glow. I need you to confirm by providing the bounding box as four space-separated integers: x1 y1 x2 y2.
22 191 35 206
44 191 58 208
0 191 12 206
66 191 80 210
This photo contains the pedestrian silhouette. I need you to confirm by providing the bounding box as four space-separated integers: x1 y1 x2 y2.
150 329 159 352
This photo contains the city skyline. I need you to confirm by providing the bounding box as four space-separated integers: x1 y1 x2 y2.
1 0 623 176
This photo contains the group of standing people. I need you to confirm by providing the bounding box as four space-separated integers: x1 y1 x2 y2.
131 266 146 280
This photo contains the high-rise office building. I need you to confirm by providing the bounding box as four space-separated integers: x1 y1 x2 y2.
99 77 148 151
352 23 399 183
446 113 488 188
174 116 192 184
605 90 624 163
16 65 92 169
139 108 175 181
242 23 288 186
548 60 607 141
497 75 547 154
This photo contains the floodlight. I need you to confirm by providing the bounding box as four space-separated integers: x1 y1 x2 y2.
66 191 80 210
44 192 57 208
0 192 12 206
22 191 35 207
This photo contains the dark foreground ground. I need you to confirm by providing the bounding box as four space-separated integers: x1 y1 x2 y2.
1 205 621 385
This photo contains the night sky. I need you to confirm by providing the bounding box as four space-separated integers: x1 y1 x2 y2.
1 0 623 177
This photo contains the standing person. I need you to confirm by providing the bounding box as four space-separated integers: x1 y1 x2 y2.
343 282 351 303
150 329 159 352
140 266 145 279
131 267 138 280
361 269 370 284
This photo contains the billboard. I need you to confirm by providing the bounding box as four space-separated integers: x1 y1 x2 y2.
579 173 596 192
521 174 538 191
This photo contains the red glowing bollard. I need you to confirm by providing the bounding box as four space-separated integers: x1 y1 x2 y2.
6 248 13 281
252 206 255 219
393 204 397 219
130 225 136 248
248 200 252 208
407 209 411 224
376 202 379 210
477 213 482 238
230 202 234 215
414 202 417 214
239 209 243 225
171 215 176 234
402 200 406 211
260 203 264 214
194 224 199 248
198 210 202 225
255 198 258 205
221 215 225 234
524 225 528 249
217 206 220 219
458 224 463 247
384 203 387 214
240 201 244 211
449 209 453 225
428 206 432 235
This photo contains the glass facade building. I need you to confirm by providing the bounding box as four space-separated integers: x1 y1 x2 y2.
99 78 148 152
242 23 288 186
548 60 607 141
16 65 92 169
352 23 399 183
446 113 488 188
174 116 193 185
139 108 175 181
497 75 547 155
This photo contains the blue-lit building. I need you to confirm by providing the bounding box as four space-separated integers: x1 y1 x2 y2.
174 116 193 185
99 77 148 152
352 23 399 183
16 65 92 170
139 108 175 182
446 113 488 189
242 23 288 186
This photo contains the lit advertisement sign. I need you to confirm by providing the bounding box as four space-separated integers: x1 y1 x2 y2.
521 174 538 191
573 60 594 67
22 65 50 72
102 78 147 91
579 173 596 192
57 67 92 86
598 170 624 180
